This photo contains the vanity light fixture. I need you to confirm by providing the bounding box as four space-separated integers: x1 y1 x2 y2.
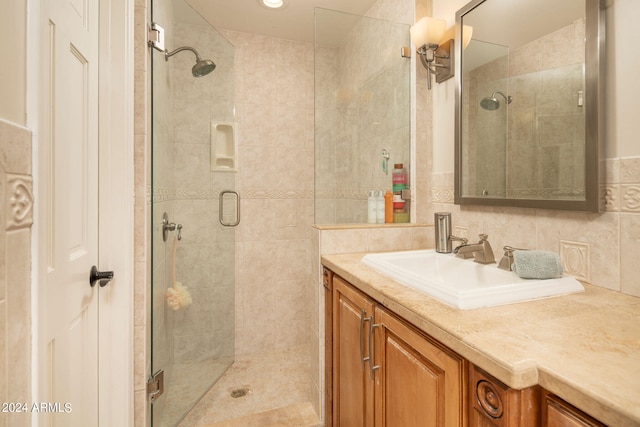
410 17 473 90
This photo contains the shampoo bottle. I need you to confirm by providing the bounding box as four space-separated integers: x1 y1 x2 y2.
384 191 393 223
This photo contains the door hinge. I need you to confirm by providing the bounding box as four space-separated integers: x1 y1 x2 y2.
148 22 165 52
147 370 164 402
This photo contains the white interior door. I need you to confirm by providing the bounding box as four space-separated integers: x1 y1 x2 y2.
39 0 101 425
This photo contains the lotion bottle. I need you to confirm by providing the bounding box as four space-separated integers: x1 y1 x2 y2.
376 190 385 223
367 190 376 223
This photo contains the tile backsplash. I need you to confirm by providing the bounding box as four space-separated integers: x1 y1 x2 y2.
430 156 640 297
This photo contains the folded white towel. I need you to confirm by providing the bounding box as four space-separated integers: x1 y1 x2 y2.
512 250 563 279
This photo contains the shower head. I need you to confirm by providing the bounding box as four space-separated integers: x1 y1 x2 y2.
165 46 216 77
480 91 512 110
192 58 216 77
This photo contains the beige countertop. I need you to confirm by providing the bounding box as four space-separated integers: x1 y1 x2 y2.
322 252 640 426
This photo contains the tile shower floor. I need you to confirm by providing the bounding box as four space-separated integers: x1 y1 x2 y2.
177 345 320 427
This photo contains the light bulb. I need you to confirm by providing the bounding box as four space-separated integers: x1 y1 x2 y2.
263 0 283 8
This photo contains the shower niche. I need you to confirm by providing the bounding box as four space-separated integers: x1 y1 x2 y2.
211 122 237 171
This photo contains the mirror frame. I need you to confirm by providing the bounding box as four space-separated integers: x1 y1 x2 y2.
454 0 605 212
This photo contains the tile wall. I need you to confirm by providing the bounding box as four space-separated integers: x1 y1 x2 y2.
0 119 33 427
430 157 640 297
217 29 316 357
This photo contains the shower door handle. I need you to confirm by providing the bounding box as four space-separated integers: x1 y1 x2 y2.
219 190 240 227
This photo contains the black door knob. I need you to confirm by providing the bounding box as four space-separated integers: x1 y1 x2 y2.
90 265 114 287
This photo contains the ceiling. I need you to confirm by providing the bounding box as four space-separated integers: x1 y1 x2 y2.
185 0 379 43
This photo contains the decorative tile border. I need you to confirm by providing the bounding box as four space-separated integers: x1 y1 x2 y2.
560 240 590 282
149 186 314 202
6 175 34 230
430 156 640 213
602 184 619 212
145 157 640 211
432 186 454 204
622 185 640 212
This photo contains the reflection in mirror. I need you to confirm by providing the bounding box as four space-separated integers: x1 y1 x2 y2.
455 0 604 211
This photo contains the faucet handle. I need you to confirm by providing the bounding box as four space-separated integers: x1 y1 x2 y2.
498 246 527 271
478 233 489 242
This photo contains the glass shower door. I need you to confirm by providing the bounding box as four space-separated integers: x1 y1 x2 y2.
150 1 236 425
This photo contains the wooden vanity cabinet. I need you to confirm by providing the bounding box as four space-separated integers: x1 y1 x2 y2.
541 391 606 427
329 271 467 427
324 268 613 427
470 365 540 427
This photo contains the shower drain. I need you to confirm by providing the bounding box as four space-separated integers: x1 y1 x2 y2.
230 387 250 398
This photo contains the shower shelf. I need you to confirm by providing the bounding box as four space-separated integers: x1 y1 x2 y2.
211 121 237 172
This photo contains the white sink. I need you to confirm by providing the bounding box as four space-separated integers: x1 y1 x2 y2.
361 250 584 310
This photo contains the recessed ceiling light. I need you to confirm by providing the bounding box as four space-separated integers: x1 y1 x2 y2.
258 0 288 9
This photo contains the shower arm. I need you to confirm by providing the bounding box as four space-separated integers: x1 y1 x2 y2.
492 91 510 102
164 46 203 62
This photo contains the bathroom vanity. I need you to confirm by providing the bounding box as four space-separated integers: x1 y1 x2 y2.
322 253 640 426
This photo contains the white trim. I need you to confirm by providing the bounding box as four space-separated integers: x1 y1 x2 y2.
98 0 135 425
27 0 42 423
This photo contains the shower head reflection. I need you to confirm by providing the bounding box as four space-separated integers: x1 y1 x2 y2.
480 91 512 110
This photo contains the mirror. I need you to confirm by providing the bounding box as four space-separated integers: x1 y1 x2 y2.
454 0 604 211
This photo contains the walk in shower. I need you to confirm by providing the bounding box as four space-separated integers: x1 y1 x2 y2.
150 0 236 425
148 1 413 425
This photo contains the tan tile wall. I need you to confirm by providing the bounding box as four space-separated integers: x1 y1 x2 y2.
0 119 33 427
429 156 640 297
219 30 316 356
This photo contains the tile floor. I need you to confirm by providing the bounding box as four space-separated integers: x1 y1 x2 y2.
160 357 234 427
176 345 320 427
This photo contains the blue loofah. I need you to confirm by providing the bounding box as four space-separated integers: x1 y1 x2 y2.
512 250 563 279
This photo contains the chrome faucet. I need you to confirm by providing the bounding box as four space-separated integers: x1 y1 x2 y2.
449 235 472 258
497 246 527 271
453 234 495 264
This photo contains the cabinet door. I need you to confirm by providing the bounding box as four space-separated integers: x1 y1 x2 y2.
333 275 375 427
543 392 605 427
323 269 333 426
374 307 467 427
